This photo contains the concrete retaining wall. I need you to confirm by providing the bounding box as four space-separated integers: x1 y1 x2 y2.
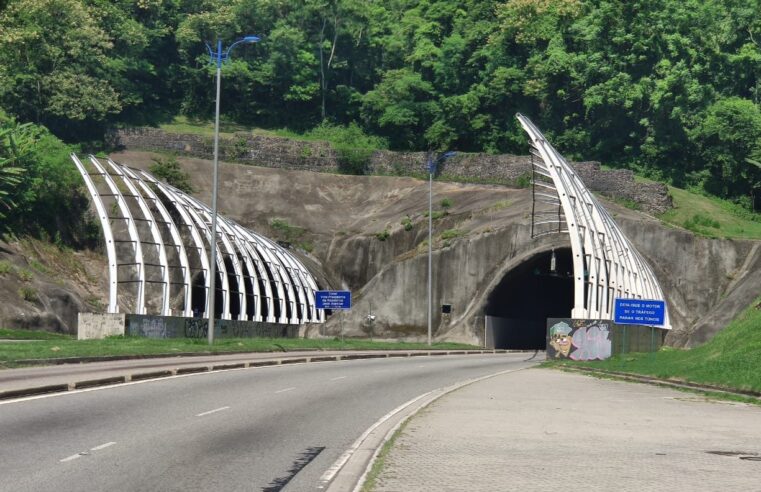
108 127 672 215
76 312 301 339
125 314 300 339
78 313 126 340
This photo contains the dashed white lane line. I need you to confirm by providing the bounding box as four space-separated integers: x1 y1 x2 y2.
90 441 116 451
196 406 230 417
60 442 116 462
60 453 85 463
330 376 347 381
275 387 296 394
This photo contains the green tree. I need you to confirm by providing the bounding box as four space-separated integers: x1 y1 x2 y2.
0 0 122 137
690 97 761 199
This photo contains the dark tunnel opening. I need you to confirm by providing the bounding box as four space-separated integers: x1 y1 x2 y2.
485 248 574 350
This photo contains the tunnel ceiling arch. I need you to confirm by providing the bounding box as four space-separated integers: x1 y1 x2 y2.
71 154 324 326
516 114 670 329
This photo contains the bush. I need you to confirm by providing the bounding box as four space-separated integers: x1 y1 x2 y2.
18 286 37 302
401 215 413 231
287 122 388 176
376 229 390 241
684 213 721 231
149 155 194 194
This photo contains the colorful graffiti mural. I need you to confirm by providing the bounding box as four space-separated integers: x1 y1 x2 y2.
547 319 612 360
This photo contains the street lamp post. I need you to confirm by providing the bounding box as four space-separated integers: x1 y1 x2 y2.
205 35 260 345
426 151 456 346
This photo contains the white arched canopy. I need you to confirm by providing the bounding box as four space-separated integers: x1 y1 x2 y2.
516 114 670 329
72 154 324 326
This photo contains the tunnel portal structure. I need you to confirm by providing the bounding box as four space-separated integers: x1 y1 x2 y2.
71 154 324 326
516 114 671 329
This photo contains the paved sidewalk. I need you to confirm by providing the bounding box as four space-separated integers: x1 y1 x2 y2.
370 368 761 491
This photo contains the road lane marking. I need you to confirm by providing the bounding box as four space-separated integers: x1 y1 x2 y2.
330 376 347 381
196 406 230 417
60 453 84 463
90 442 116 451
275 387 296 394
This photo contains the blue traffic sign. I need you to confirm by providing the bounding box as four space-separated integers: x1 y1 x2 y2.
614 298 666 327
315 290 352 310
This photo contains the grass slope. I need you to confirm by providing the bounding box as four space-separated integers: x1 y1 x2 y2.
559 296 761 392
660 186 761 240
0 336 478 368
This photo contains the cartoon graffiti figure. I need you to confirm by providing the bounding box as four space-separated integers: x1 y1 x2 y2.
549 321 573 358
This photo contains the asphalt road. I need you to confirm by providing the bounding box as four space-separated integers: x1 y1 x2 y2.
0 353 536 491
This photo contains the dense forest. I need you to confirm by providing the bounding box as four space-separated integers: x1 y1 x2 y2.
0 0 760 224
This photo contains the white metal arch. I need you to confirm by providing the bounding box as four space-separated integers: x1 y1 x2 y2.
105 159 172 316
71 154 119 313
121 165 193 317
516 114 670 329
87 156 147 314
143 174 212 318
72 155 323 327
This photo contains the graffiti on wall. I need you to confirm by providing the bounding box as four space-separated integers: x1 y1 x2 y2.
128 317 168 339
547 319 612 361
125 314 299 339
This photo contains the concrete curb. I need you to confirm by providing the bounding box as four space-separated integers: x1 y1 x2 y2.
561 366 761 400
323 365 533 492
0 350 518 401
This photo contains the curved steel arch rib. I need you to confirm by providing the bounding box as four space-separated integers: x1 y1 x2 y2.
516 114 671 329
71 155 324 326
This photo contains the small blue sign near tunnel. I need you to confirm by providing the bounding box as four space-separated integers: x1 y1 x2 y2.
315 291 352 310
614 298 666 326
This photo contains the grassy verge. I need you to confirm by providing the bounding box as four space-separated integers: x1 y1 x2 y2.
360 416 412 492
659 186 761 239
549 296 761 392
0 334 479 368
0 328 73 340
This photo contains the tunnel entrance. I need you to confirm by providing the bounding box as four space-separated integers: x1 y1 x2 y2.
485 248 574 350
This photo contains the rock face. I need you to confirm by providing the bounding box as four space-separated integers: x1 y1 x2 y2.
0 240 108 334
107 151 760 348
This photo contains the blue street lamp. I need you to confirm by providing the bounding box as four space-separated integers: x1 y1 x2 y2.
204 35 260 345
426 151 456 346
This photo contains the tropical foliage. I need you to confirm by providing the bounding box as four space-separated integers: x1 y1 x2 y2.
0 0 758 209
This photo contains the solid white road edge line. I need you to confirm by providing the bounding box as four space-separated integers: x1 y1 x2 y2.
196 406 230 417
59 454 83 463
349 366 529 492
275 387 296 394
330 376 347 381
317 391 434 487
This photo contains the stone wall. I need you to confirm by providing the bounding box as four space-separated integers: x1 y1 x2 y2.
108 127 672 215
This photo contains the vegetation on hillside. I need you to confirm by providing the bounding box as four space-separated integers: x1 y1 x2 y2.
0 0 758 213
0 112 95 244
